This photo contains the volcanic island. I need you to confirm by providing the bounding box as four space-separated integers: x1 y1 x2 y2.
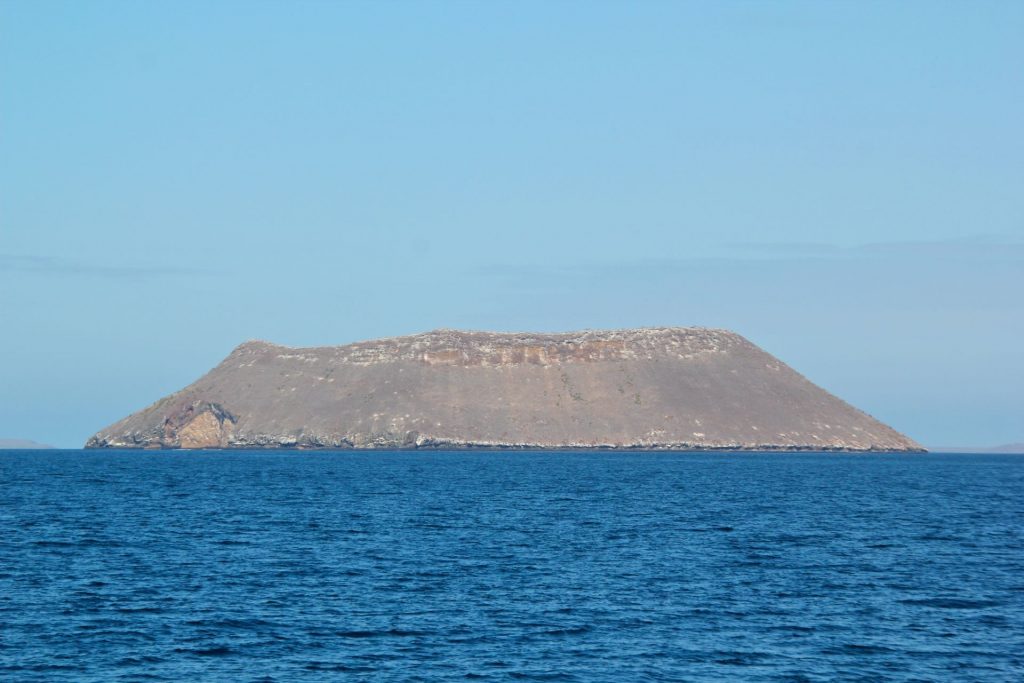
86 328 923 452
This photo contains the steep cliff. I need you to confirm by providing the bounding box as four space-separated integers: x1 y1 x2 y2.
86 328 923 451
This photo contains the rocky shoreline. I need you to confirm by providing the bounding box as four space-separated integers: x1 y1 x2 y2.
86 432 925 453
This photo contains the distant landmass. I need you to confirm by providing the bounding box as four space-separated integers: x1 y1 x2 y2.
930 443 1024 454
986 443 1024 453
86 328 923 452
0 439 55 450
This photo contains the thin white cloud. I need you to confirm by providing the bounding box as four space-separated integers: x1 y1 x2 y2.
0 254 216 279
730 235 1024 261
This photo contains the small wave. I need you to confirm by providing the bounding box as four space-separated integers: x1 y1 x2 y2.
31 539 77 547
714 651 771 666
115 655 165 666
176 645 234 656
10 663 81 673
303 661 377 672
115 606 166 614
900 598 1001 609
768 624 815 633
448 634 499 645
772 533 821 545
822 643 895 655
185 617 279 630
542 625 592 636
508 672 574 680
334 629 431 638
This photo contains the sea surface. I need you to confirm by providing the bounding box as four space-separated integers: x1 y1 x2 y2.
1 450 1022 682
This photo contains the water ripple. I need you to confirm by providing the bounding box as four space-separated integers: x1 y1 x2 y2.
1 450 1022 681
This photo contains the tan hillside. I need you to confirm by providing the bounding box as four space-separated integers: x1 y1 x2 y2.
86 328 923 452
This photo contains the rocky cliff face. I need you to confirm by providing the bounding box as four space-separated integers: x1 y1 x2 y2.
85 328 923 451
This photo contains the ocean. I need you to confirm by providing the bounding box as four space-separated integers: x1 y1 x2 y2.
1 450 1021 681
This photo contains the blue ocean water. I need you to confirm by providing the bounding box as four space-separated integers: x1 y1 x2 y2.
1 450 1022 682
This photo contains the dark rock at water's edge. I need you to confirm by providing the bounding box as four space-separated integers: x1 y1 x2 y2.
85 328 924 452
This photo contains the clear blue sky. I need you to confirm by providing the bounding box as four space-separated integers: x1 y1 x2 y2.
1 1 1021 448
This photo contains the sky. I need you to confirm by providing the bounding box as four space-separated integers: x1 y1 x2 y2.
1 1 1021 448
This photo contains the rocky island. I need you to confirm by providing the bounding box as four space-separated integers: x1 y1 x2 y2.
86 328 923 451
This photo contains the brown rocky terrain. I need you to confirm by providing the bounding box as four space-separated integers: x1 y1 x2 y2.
85 328 923 451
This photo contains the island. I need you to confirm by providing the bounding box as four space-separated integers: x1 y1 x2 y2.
85 327 923 451
0 439 55 450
